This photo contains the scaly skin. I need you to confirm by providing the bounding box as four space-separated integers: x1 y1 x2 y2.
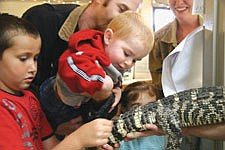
108 86 225 149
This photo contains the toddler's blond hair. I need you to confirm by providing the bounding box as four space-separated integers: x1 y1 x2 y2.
107 11 154 53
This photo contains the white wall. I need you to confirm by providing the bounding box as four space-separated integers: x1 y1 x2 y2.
0 1 43 17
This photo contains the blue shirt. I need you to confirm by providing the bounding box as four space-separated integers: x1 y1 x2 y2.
117 135 167 150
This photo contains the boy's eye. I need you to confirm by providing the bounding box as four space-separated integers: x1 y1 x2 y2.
19 56 27 62
124 51 129 57
118 4 128 13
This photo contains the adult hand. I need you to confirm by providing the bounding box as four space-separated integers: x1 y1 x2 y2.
124 124 164 141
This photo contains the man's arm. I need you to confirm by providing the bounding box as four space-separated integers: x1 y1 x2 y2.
182 123 225 141
126 123 225 141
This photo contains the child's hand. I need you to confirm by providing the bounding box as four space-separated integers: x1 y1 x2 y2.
97 143 120 150
108 87 121 113
73 119 113 148
84 75 113 102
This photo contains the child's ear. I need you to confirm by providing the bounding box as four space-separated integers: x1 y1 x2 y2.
104 28 113 46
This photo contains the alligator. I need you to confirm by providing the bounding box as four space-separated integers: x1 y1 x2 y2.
108 86 225 149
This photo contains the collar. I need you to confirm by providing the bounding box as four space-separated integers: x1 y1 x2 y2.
58 4 89 41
